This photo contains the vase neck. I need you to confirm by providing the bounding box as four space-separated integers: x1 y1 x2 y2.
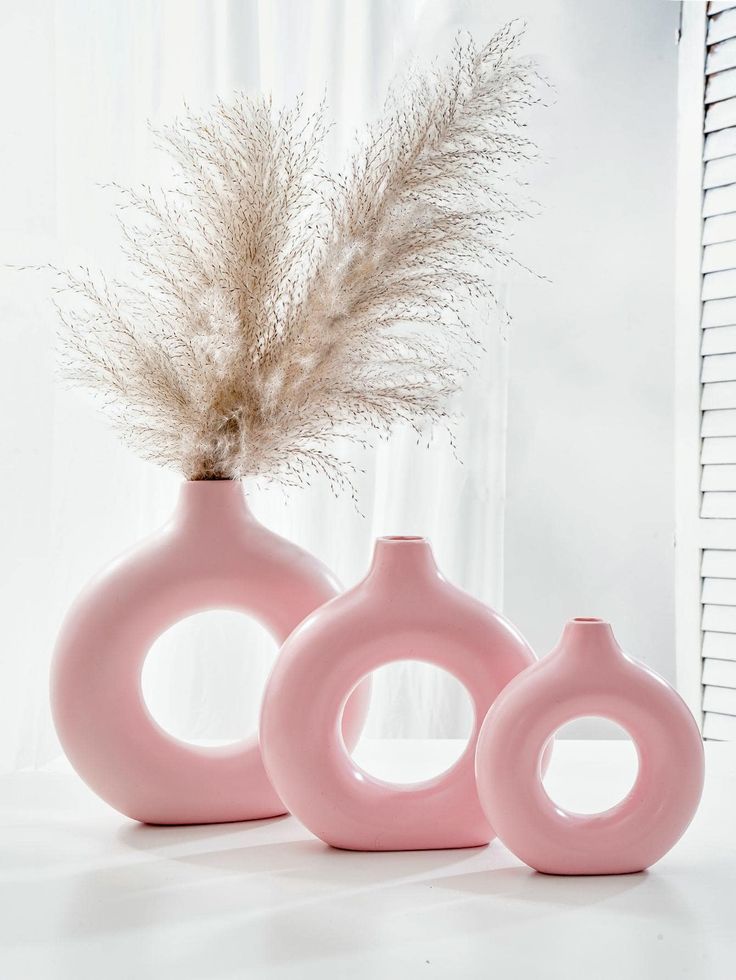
557 618 623 663
173 480 255 530
365 537 442 591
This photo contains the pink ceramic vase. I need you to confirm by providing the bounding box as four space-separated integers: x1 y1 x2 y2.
51 480 370 825
475 618 705 875
260 535 540 851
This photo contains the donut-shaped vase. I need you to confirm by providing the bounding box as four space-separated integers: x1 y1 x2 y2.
51 480 370 825
475 618 704 875
261 536 539 851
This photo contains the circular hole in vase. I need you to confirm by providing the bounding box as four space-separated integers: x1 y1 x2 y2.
349 661 473 784
541 717 639 815
141 611 276 747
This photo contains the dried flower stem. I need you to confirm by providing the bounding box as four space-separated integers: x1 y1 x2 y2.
55 24 540 491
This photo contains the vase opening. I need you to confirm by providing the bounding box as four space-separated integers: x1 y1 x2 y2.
142 610 276 749
541 717 639 815
349 661 473 785
573 617 605 624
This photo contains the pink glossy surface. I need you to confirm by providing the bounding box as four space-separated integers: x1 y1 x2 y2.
260 536 539 851
51 480 370 825
475 618 705 875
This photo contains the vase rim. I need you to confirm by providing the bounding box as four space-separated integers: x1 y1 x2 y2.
377 535 427 543
367 535 438 586
571 617 607 625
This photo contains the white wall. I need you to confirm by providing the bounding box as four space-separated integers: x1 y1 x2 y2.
356 0 681 737
470 0 679 734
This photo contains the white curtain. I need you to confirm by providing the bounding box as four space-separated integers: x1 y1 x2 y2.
0 0 509 771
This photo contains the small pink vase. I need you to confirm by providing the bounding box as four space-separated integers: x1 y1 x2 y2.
51 480 370 825
260 535 539 851
475 618 705 875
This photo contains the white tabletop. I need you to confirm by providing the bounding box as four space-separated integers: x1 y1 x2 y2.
1 739 734 980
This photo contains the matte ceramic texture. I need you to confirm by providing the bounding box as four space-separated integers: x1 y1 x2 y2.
260 536 540 851
475 618 705 875
51 480 370 825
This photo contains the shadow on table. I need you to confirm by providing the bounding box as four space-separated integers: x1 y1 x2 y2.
2 822 714 980
431 862 650 906
118 817 488 884
117 812 292 849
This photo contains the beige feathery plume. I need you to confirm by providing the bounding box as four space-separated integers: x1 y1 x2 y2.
55 24 540 490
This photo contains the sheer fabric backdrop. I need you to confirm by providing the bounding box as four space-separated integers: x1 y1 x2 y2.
0 0 509 771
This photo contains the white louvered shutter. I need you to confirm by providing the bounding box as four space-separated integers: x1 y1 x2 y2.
678 2 736 739
702 4 736 740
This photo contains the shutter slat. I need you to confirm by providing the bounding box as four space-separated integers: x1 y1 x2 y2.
703 437 736 463
708 37 736 74
704 155 736 188
710 3 736 16
704 711 736 738
699 517 736 549
703 657 736 685
703 240 736 271
704 126 736 160
702 408 736 434
703 550 736 577
705 96 736 132
704 683 736 712
702 325 736 352
709 9 736 44
700 381 736 411
702 491 736 516
703 603 736 630
703 184 736 217
703 380 736 407
703 353 736 381
702 576 736 603
702 464 736 489
703 629 736 659
703 295 736 325
703 269 736 299
703 353 736 380
707 67 736 105
702 436 736 463
704 213 736 244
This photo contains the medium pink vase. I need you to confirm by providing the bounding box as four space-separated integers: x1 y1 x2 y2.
475 617 705 875
260 535 540 851
51 480 370 825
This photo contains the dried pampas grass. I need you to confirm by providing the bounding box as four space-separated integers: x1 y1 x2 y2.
55 24 541 490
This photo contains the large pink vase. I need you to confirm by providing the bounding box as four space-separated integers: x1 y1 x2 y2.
51 480 370 825
475 618 704 875
260 535 539 851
